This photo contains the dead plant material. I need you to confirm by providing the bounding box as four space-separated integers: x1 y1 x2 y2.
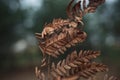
104 74 118 80
87 74 118 80
35 0 119 80
51 51 108 79
36 28 87 57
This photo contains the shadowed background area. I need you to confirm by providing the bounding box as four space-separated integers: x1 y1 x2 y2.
0 0 120 80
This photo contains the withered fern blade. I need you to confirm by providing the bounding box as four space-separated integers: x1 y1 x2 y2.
69 62 108 80
104 74 119 80
66 0 105 23
51 62 108 80
41 18 70 37
88 0 105 8
87 74 119 80
36 28 87 58
35 67 46 80
34 0 119 80
78 62 108 78
51 50 102 78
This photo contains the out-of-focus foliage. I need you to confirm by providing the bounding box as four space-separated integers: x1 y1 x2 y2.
0 0 120 80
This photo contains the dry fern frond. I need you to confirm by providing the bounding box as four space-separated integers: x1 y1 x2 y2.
41 19 70 38
51 50 103 78
66 0 105 22
104 74 118 80
41 18 80 38
78 62 108 78
34 0 119 80
70 62 107 79
36 28 87 58
87 74 119 80
83 0 105 14
35 67 45 80
51 62 108 80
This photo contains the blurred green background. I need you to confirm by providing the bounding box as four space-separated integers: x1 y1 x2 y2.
0 0 120 80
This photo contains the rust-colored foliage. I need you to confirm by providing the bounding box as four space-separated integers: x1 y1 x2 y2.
103 74 118 80
51 51 108 79
35 0 119 80
88 74 118 80
36 28 87 58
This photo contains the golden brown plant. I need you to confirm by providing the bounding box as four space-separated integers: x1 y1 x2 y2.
87 74 118 80
36 28 87 57
103 74 118 80
35 0 119 80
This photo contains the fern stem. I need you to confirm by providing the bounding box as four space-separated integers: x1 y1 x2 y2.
48 55 51 80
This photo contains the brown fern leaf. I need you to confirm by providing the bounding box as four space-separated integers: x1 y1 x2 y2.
41 57 47 67
35 67 45 80
41 18 79 38
41 19 70 37
88 0 105 8
78 50 101 62
83 0 105 14
104 74 119 80
87 74 119 80
36 28 87 58
77 62 108 78
52 62 108 80
65 62 107 80
67 0 105 23
51 50 101 78
52 18 70 29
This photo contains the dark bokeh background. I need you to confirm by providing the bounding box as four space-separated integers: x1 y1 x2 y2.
0 0 120 80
